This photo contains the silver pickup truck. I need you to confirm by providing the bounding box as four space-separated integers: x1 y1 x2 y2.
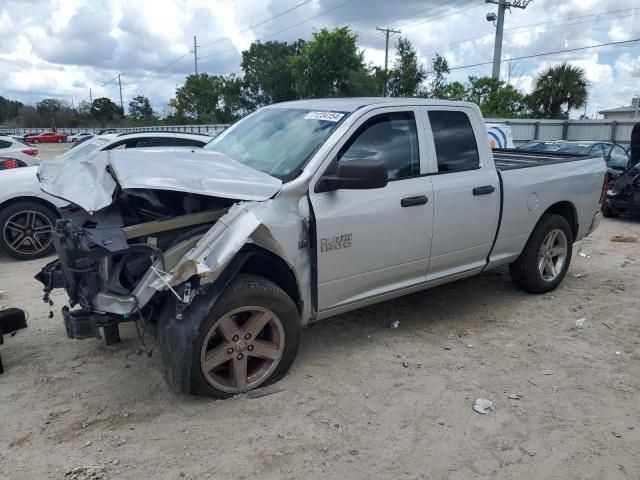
36 98 607 398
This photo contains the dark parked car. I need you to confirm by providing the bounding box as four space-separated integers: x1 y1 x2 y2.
518 140 630 174
603 124 640 217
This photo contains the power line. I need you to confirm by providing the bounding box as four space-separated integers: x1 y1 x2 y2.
422 7 640 58
198 0 358 61
99 74 120 88
198 0 313 49
448 37 640 71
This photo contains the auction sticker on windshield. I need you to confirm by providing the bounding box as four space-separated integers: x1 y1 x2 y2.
304 111 345 122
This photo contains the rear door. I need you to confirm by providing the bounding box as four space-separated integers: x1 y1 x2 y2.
310 107 434 311
421 107 500 281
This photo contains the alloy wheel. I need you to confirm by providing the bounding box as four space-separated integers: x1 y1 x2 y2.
537 228 568 282
3 210 54 256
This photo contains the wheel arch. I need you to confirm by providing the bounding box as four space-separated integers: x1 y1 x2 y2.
541 201 578 240
0 196 61 217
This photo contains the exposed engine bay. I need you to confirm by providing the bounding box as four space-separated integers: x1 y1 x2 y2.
37 187 237 343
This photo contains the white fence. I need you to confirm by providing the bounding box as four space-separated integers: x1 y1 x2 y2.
0 124 229 136
2 119 639 146
486 118 638 146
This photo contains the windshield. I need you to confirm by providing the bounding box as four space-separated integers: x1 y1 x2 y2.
204 107 347 179
55 137 110 162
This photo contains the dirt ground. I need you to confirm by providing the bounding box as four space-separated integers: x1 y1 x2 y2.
1 147 639 479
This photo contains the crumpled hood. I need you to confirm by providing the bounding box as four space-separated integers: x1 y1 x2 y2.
38 148 282 213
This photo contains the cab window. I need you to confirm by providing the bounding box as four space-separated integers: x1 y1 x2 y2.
337 112 420 180
428 110 480 173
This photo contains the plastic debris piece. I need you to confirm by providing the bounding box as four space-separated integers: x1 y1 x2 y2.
507 394 521 400
576 248 591 259
473 399 493 414
616 351 621 356
541 370 554 375
611 235 638 243
575 318 586 327
389 320 399 329
402 361 409 368
466 343 474 348
444 346 452 350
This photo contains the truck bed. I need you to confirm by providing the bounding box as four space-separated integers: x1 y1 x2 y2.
493 148 598 171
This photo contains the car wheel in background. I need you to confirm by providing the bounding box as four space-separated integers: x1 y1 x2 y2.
32 139 39 144
56 138 63 143
71 138 78 142
0 201 57 260
509 213 573 294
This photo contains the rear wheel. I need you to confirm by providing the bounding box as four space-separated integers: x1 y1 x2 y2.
190 275 300 398
0 201 57 260
509 214 573 293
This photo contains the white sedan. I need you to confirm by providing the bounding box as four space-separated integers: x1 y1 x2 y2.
0 131 211 260
68 132 94 143
0 135 40 168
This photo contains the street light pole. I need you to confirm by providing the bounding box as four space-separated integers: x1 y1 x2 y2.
485 0 532 80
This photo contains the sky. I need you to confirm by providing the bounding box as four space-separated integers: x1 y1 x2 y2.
0 0 639 118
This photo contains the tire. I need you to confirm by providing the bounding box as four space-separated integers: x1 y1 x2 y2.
601 203 618 218
0 200 57 260
56 138 63 143
190 274 300 399
509 213 573 294
32 139 39 144
72 138 78 142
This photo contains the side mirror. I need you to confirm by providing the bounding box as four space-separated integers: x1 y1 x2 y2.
316 158 388 193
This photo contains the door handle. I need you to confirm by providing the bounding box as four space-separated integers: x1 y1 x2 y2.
473 185 495 196
401 195 428 207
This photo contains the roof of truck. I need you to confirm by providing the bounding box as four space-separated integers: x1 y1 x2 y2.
270 97 476 112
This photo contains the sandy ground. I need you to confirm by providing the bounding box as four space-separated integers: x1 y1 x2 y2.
0 146 639 479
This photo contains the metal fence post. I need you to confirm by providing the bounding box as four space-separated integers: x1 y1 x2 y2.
610 121 617 142
534 121 540 140
562 121 569 140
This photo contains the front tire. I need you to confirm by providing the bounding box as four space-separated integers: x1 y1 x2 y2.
509 213 573 294
190 274 300 399
0 201 57 260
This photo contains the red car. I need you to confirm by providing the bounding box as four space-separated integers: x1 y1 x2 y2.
24 132 68 144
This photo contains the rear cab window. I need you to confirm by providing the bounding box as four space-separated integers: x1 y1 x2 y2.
428 110 480 173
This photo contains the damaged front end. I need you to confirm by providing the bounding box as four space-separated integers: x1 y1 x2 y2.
34 149 283 350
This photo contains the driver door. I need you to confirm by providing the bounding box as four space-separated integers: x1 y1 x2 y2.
309 107 433 312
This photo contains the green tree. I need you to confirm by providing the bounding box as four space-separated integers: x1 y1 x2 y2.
466 76 526 117
289 27 368 98
128 95 156 122
0 96 23 124
241 40 305 107
528 62 588 119
36 98 62 129
424 54 450 98
441 81 467 100
169 74 249 123
91 97 122 126
388 37 425 97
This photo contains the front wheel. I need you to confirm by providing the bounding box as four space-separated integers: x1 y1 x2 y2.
0 200 57 260
509 213 573 293
190 274 300 398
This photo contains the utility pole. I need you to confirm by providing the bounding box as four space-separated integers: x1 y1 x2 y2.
376 27 401 96
117 74 124 115
486 0 532 80
193 35 199 75
89 88 93 105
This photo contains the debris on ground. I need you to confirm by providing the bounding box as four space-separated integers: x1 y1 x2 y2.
389 320 400 329
575 318 586 327
611 235 638 243
507 394 521 400
63 465 107 480
616 351 622 356
577 248 591 259
402 361 409 368
473 399 493 414
541 370 554 375
444 346 452 350
466 343 474 348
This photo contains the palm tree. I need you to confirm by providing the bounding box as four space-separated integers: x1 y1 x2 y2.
528 63 588 119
